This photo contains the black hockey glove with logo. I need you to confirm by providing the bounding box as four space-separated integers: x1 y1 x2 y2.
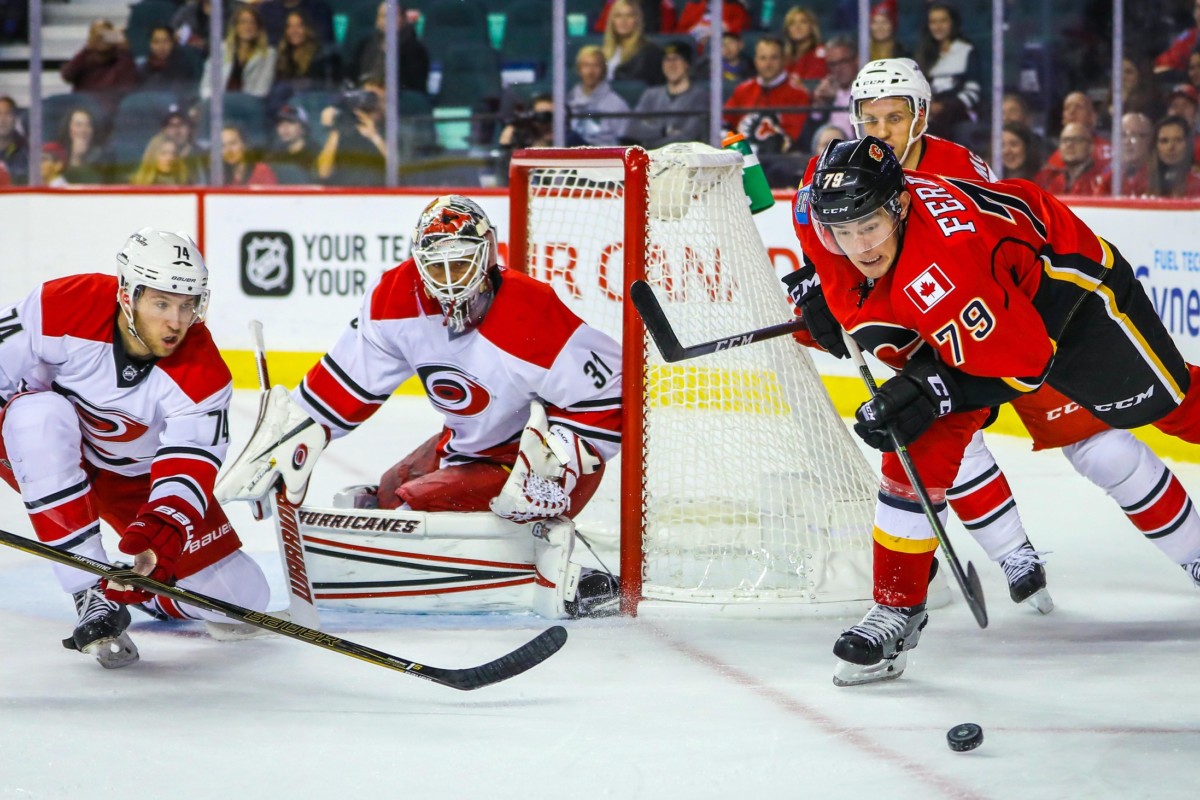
854 358 962 451
781 263 849 358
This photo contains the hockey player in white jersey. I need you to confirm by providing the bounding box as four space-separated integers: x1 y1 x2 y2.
0 228 270 668
219 195 623 618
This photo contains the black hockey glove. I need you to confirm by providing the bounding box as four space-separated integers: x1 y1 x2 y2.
853 359 962 451
781 263 849 359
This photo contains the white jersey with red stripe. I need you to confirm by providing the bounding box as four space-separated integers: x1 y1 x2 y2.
294 261 623 467
0 273 232 521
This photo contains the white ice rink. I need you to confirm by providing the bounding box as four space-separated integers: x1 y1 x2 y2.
2 390 1198 800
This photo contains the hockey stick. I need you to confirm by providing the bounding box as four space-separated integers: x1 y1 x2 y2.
842 331 988 629
246 319 320 631
629 280 805 363
0 526 567 690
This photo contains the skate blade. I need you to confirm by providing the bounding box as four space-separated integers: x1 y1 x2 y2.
81 632 140 670
833 652 909 687
1025 588 1054 615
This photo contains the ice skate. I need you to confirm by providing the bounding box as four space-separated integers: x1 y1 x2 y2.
565 568 620 618
832 602 928 687
1000 541 1053 614
62 585 139 669
1181 557 1200 588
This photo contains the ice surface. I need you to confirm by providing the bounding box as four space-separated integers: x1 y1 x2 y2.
1 391 1198 799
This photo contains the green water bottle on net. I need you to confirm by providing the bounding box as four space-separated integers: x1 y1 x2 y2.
722 132 775 215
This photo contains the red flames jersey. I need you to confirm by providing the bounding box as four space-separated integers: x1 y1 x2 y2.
794 172 1113 398
0 274 232 522
912 134 997 181
294 261 623 467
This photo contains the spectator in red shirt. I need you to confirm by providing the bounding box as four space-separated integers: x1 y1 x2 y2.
725 34 810 153
1147 115 1200 197
1033 121 1108 195
1045 91 1110 170
1090 112 1153 196
1154 0 1200 74
781 7 827 83
60 19 138 116
803 37 857 146
676 0 752 50
221 125 278 187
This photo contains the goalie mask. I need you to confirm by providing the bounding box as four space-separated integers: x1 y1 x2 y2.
849 58 931 165
412 195 498 334
116 227 210 337
809 136 906 257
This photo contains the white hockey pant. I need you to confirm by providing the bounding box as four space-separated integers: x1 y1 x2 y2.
2 392 108 593
141 550 271 623
1063 428 1200 564
946 429 1028 562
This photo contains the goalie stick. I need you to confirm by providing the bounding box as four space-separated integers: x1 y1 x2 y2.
629 280 805 363
244 319 320 631
842 331 989 629
0 526 568 690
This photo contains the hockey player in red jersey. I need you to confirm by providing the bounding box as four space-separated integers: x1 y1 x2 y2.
0 229 270 668
219 196 623 618
792 137 1200 685
789 58 1200 618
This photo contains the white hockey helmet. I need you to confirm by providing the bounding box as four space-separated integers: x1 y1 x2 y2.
412 195 498 333
116 227 210 326
849 58 932 161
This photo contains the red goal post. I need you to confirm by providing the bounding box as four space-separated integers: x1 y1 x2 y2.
508 144 879 617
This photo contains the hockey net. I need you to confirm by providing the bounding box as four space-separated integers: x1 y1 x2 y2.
508 144 876 615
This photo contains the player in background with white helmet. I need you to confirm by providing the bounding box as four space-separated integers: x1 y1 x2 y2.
788 58 1200 616
218 196 624 618
0 228 270 668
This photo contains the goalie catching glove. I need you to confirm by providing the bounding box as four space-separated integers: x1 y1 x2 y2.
490 401 602 523
854 358 962 451
781 263 849 358
215 385 330 506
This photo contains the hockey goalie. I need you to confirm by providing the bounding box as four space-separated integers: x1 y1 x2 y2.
216 195 623 618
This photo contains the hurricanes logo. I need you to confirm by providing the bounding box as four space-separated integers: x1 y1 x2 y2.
69 397 149 456
868 143 885 162
292 443 309 470
416 364 493 417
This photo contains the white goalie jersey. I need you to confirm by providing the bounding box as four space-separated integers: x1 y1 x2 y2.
292 260 623 467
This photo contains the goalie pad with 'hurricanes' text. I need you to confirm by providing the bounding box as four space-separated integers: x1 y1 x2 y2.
215 385 330 506
490 401 601 523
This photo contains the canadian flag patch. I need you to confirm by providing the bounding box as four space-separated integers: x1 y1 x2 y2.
904 264 955 312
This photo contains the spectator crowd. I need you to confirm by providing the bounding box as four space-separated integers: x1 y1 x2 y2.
1 0 1200 197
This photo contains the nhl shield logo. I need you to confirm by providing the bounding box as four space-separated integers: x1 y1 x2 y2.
240 232 294 297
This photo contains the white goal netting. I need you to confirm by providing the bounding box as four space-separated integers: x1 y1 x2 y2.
511 143 877 613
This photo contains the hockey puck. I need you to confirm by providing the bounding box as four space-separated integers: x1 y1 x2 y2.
946 723 983 752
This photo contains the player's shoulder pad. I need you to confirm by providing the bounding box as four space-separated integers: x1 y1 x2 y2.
368 259 430 322
480 268 584 369
157 322 233 404
40 273 118 342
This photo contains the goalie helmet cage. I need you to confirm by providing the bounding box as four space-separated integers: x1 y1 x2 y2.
509 144 876 617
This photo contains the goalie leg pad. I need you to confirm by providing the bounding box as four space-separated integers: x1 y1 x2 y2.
532 518 582 619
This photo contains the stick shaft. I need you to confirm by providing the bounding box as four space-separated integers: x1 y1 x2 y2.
629 280 804 362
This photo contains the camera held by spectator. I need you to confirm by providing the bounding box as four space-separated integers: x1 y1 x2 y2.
505 108 553 149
